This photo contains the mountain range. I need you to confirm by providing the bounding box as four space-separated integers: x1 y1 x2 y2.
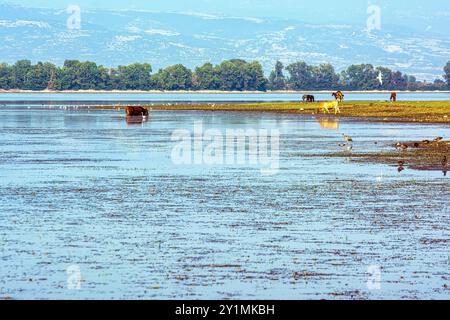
1 3 449 81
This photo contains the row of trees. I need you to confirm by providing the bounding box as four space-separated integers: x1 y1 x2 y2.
0 59 266 91
0 59 449 91
268 61 449 91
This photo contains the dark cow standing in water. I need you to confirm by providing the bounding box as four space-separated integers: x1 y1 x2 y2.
125 106 149 123
125 106 149 117
390 92 397 102
302 95 315 102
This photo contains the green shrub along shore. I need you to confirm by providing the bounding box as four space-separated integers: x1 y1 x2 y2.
0 59 449 92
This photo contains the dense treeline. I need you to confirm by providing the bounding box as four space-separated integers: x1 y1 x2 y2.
0 59 448 91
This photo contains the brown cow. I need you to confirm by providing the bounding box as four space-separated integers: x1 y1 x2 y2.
390 92 397 102
125 106 149 117
332 91 344 101
125 106 149 124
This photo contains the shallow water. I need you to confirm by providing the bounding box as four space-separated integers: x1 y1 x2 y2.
0 107 449 300
1 91 450 106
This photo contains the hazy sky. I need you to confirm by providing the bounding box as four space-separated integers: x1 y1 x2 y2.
2 0 449 24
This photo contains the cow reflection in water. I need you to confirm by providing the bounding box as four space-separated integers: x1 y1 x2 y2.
316 117 340 130
125 106 149 124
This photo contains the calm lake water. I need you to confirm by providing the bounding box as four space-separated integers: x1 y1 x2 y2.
1 91 450 105
0 105 449 299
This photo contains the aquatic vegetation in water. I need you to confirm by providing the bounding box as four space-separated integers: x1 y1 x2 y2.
0 108 449 299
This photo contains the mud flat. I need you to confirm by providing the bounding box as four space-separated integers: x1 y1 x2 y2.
325 139 450 174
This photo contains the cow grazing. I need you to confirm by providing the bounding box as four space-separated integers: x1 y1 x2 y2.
302 94 315 102
319 101 341 114
390 92 397 102
332 91 344 101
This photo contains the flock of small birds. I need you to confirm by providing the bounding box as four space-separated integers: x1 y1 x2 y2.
395 136 444 151
394 136 447 175
34 104 88 110
338 134 448 175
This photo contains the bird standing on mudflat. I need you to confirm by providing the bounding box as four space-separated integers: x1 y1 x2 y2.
396 143 408 150
342 134 353 143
